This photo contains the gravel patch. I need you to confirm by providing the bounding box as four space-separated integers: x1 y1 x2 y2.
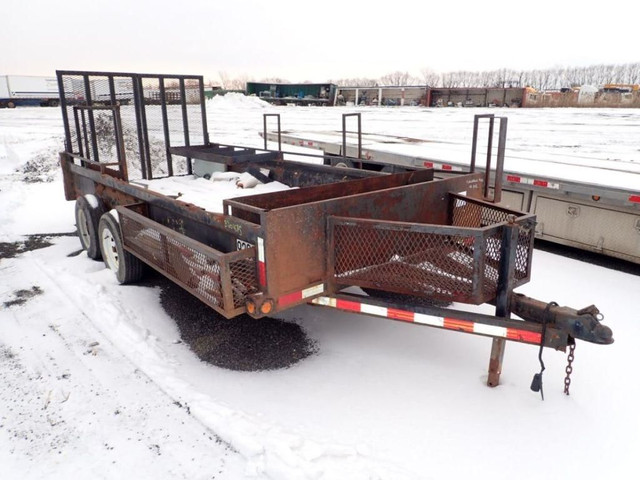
4 286 44 308
145 274 318 372
0 232 76 260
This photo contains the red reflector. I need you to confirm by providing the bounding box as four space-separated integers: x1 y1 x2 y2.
423 162 434 168
507 175 521 182
630 195 640 203
442 165 452 171
533 180 548 187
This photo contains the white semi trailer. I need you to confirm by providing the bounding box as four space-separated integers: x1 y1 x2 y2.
0 75 60 108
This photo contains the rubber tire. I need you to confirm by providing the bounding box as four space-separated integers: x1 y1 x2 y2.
75 195 105 260
330 158 355 168
98 212 144 285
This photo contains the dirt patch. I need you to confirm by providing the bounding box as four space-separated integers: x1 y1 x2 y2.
145 274 318 372
3 286 44 308
0 232 76 260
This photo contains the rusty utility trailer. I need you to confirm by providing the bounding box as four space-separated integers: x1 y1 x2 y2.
57 71 613 395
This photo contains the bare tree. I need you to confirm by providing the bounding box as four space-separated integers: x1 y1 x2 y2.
378 71 420 86
419 68 440 86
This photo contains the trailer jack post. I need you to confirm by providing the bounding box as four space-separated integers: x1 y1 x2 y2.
487 338 506 387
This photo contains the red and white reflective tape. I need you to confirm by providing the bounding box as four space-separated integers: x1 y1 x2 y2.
422 161 464 172
311 296 542 344
295 140 316 147
506 175 560 190
257 237 266 286
278 283 325 307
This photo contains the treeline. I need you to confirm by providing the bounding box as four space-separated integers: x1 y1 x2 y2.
215 63 640 91
331 63 640 90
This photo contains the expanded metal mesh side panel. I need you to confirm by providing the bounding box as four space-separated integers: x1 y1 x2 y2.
229 257 260 309
332 221 482 303
119 210 258 316
514 221 534 283
451 195 534 288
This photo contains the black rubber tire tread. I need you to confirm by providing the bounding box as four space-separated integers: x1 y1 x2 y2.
98 212 145 285
75 195 105 260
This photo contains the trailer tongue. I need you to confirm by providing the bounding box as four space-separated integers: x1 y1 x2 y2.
57 70 613 397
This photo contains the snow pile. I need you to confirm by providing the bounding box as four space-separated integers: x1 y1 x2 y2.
133 173 293 214
208 92 271 110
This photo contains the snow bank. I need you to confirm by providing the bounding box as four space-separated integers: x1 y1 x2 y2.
207 92 271 110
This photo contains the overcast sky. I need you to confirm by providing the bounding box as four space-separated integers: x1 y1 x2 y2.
3 0 637 83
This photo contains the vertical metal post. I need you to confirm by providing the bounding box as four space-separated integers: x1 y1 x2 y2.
81 109 90 161
342 113 362 167
83 75 100 163
470 115 480 173
179 78 192 175
132 75 148 179
108 75 125 173
159 78 173 176
137 77 153 179
57 71 73 154
73 107 84 158
487 221 520 387
484 116 494 199
488 338 506 388
198 76 210 145
113 106 128 181
263 113 281 151
493 117 508 204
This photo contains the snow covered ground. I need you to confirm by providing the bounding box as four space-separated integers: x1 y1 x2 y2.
1 98 639 479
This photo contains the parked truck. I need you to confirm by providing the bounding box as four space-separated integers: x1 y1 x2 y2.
56 70 613 397
0 75 60 108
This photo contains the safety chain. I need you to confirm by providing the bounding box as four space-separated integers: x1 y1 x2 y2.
564 341 576 395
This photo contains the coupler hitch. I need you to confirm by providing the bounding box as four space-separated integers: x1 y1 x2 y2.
511 293 613 345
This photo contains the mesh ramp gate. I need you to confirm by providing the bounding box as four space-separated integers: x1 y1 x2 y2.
57 70 208 181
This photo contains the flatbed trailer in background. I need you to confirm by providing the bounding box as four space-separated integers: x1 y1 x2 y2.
57 70 613 396
262 117 640 265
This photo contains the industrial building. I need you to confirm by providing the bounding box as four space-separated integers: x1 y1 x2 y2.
246 82 337 106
